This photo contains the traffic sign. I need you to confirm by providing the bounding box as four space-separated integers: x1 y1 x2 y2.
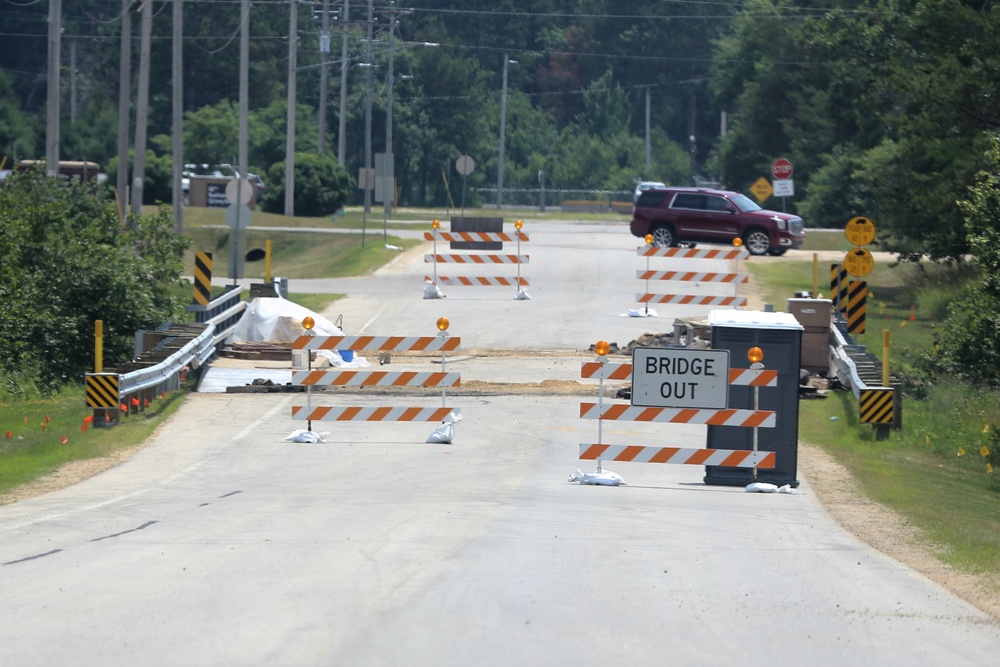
224 203 252 230
631 348 730 409
750 177 772 202
844 247 874 277
773 179 794 197
456 155 475 175
845 216 876 246
225 178 253 206
771 158 793 180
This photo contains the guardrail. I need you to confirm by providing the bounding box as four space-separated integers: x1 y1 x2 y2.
187 285 247 347
87 287 247 422
828 318 900 435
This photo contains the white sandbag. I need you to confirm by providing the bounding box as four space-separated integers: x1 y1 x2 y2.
627 308 658 318
285 429 330 443
745 482 778 493
746 481 798 494
315 350 372 368
514 288 531 300
568 468 626 486
423 281 446 299
426 410 462 444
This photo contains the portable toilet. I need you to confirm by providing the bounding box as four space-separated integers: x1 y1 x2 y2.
705 309 803 487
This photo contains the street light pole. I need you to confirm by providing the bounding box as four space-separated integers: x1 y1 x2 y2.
497 53 515 209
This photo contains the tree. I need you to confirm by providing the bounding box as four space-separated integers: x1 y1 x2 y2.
935 135 1000 386
0 169 189 395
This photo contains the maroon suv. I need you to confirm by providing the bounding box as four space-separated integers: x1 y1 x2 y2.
630 187 805 256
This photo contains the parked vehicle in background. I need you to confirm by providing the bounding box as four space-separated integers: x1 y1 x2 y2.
182 164 264 204
633 180 667 203
629 187 806 256
247 173 265 204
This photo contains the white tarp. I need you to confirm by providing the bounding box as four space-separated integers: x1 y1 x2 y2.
229 295 343 343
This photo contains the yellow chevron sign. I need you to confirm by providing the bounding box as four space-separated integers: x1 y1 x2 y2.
860 389 894 424
85 373 120 409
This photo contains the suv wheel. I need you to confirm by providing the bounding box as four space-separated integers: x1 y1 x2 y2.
743 229 770 256
767 248 788 256
650 224 676 248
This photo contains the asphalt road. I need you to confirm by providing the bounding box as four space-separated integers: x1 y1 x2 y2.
2 220 999 666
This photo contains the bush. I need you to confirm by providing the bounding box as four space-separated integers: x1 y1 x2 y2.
0 170 189 393
262 152 354 217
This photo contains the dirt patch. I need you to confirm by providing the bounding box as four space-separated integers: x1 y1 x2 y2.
459 379 600 395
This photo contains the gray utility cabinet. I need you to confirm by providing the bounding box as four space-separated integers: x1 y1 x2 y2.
704 310 803 488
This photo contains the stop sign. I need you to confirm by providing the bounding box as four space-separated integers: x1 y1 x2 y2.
771 158 793 180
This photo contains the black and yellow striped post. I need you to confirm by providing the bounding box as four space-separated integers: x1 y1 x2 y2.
193 251 213 306
86 372 121 426
860 388 894 424
847 280 867 334
830 263 848 315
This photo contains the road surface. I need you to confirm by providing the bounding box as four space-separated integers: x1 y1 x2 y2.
2 220 998 665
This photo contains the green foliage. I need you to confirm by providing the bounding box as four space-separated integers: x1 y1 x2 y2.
0 170 190 394
0 69 39 163
931 135 1000 386
262 152 354 217
798 148 874 229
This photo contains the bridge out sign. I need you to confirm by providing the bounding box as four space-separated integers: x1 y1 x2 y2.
631 348 731 409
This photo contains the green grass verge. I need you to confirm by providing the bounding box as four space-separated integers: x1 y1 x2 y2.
800 393 1000 575
0 386 188 497
182 228 420 280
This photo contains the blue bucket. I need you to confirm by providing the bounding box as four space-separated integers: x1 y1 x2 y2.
339 349 355 363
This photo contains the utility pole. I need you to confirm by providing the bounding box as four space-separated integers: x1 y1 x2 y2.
645 87 651 172
338 0 350 166
497 53 514 209
69 39 77 124
239 0 249 181
363 0 373 221
285 0 298 217
45 0 61 176
688 90 697 186
116 0 133 211
131 0 153 215
318 0 330 154
384 3 396 216
172 0 184 231
232 0 250 281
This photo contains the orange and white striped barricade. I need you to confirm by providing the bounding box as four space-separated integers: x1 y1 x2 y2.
577 345 778 477
579 444 775 469
636 244 749 313
289 319 461 439
423 220 530 299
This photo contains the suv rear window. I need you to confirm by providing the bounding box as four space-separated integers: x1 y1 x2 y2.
636 191 668 208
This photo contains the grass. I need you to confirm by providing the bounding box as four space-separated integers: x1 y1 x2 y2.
799 391 1000 574
0 385 188 497
770 249 1000 579
182 227 420 280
